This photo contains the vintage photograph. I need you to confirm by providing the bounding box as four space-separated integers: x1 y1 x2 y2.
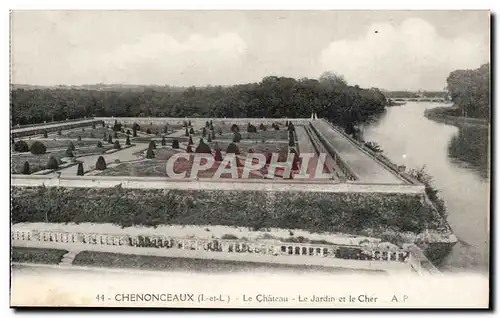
9 10 490 308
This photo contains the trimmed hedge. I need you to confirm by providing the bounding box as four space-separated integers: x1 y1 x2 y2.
11 186 445 235
30 141 47 155
14 140 29 152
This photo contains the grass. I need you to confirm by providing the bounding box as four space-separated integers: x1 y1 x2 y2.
72 251 385 274
215 130 289 141
11 247 68 264
24 139 99 149
11 151 66 174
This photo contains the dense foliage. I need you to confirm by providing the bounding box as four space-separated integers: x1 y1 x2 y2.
11 75 387 130
447 63 490 119
11 187 446 235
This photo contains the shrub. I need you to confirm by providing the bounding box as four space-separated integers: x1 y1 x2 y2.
46 156 59 170
90 132 95 138
221 234 239 240
365 141 383 153
185 127 189 136
260 123 266 131
231 124 239 133
274 123 280 131
76 163 84 176
103 134 107 142
113 131 118 138
172 139 180 149
82 128 85 132
114 140 121 150
149 140 156 149
186 145 193 153
146 128 151 135
214 147 223 162
189 127 195 134
108 134 113 144
78 136 82 141
102 122 106 128
132 123 140 131
211 130 216 140
113 122 122 132
92 123 96 129
57 129 62 136
285 120 289 127
161 136 166 146
183 120 188 128
126 129 131 135
188 120 192 127
21 161 31 175
133 129 137 137
145 145 155 159
65 148 74 157
226 143 240 155
247 124 257 133
207 134 212 142
95 156 107 170
195 139 212 154
126 135 131 146
164 125 168 134
202 127 207 137
96 141 103 148
232 132 241 143
188 136 193 145
115 159 121 164
289 138 295 147
30 141 47 155
43 131 48 138
216 126 223 135
14 140 29 153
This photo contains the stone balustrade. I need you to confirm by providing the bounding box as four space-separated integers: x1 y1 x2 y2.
11 229 410 263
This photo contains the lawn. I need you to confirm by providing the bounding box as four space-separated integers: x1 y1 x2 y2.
11 247 68 264
24 139 99 149
213 130 289 141
11 151 66 174
72 251 383 274
61 127 128 139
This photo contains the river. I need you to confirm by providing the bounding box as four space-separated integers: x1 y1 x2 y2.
362 102 490 274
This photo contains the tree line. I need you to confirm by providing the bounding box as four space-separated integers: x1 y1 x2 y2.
446 63 490 119
11 73 387 132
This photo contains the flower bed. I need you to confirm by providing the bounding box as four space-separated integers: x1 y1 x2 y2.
11 247 68 264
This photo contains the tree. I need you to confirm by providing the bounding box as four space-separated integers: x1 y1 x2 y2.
65 147 74 157
188 136 194 146
14 140 29 152
114 140 121 150
90 132 95 138
113 122 122 132
57 129 62 136
92 122 96 129
172 139 180 149
291 149 300 170
77 162 84 176
95 156 107 170
231 124 239 133
103 133 107 141
188 120 192 127
195 138 212 154
126 129 131 135
161 136 166 146
114 131 118 138
30 141 47 155
97 141 103 148
43 130 48 138
126 135 131 146
207 134 212 142
226 143 240 155
202 127 207 137
146 144 155 159
108 134 113 144
46 156 59 169
259 123 266 131
164 125 168 134
211 130 216 140
189 127 195 134
233 131 242 143
289 138 295 147
146 128 151 134
149 140 156 149
133 128 137 137
78 136 82 141
185 127 189 136
186 144 193 153
21 161 31 175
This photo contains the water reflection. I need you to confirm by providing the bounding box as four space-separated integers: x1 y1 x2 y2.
448 126 490 179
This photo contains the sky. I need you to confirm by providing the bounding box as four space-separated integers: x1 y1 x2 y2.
10 10 490 91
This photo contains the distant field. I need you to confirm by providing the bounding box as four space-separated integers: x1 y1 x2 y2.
11 247 68 264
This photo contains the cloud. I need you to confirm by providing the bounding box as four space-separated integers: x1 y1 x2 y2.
319 18 489 90
71 32 248 86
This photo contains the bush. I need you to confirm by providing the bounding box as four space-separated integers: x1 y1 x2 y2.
185 127 189 136
189 127 195 134
216 126 223 135
172 139 180 149
43 131 48 138
207 134 212 142
30 141 47 155
126 129 131 135
113 123 122 132
247 124 257 133
114 140 121 150
260 123 267 131
161 137 166 146
146 128 151 135
103 134 107 141
195 139 212 154
211 130 216 140
146 146 155 159
133 129 137 137
115 159 121 164
78 136 82 141
188 120 192 127
96 141 103 148
108 135 113 144
126 135 131 146
214 148 223 162
113 131 118 138
65 148 74 157
95 156 107 170
226 143 240 155
132 123 140 131
186 145 193 153
14 140 29 152
289 138 295 147
232 132 242 143
46 156 59 170
149 140 156 149
365 141 383 153
92 123 96 129
188 136 193 146
21 161 30 175
202 127 207 137
77 163 84 176
82 128 85 132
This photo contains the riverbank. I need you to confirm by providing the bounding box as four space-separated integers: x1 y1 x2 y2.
424 106 489 128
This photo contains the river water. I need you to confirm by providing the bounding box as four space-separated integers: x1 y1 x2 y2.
362 102 490 274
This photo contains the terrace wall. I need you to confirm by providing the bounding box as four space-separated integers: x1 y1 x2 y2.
11 119 103 138
96 117 314 127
